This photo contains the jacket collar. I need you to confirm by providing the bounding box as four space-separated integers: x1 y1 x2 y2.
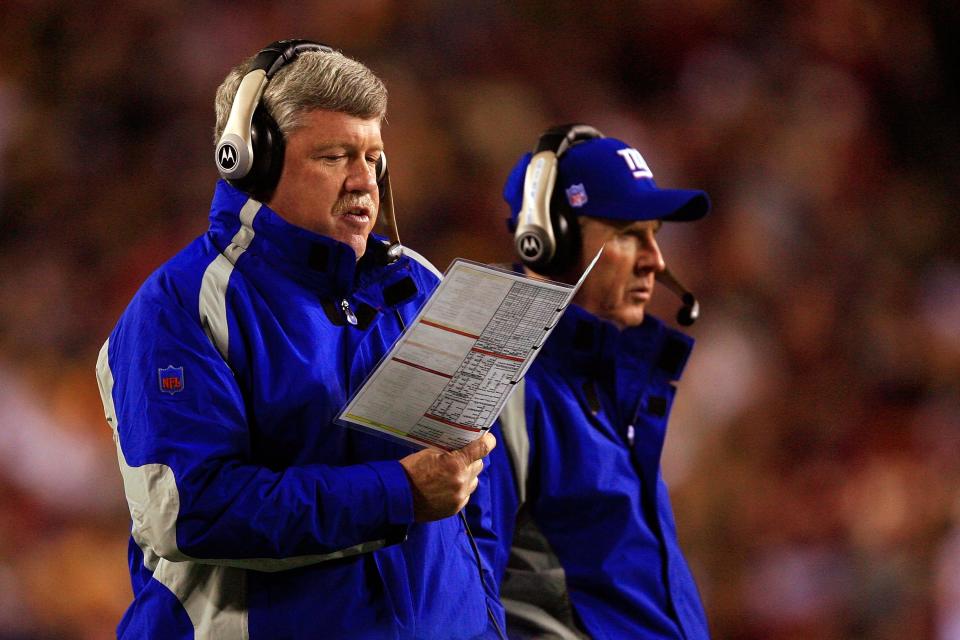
540 302 695 387
206 180 396 298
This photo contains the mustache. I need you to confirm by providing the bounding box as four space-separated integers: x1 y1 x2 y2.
333 194 376 215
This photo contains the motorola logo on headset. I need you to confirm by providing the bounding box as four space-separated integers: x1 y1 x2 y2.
217 143 239 171
517 233 544 260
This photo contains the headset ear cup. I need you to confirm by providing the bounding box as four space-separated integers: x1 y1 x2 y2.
375 153 387 201
548 193 581 275
229 105 285 201
515 123 602 276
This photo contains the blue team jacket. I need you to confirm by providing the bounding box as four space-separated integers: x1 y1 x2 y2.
95 181 499 639
470 303 710 639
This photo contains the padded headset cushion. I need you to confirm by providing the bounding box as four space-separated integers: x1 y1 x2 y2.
547 190 581 276
229 106 285 201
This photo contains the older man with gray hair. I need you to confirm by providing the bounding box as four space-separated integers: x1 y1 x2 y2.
96 40 501 639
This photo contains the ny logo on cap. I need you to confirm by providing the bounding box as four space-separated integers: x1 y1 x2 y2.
616 148 653 179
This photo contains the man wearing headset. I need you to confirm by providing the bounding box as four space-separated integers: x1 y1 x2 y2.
96 41 500 639
468 125 711 639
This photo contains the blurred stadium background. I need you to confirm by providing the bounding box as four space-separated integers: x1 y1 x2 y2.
0 1 958 638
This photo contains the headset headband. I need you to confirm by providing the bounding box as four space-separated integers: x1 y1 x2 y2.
215 40 333 181
513 124 604 272
213 40 402 259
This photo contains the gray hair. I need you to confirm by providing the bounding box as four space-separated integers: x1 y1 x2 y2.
213 49 387 144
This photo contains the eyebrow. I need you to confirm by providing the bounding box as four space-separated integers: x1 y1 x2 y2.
619 220 662 233
310 142 384 153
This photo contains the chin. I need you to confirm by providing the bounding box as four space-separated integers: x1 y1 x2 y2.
349 237 369 259
613 308 646 329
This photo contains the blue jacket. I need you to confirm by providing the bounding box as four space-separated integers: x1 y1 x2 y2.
469 303 709 639
95 181 500 639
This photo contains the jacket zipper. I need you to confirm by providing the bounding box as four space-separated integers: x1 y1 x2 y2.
340 299 358 326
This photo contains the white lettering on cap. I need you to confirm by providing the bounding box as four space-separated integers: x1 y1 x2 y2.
616 148 654 179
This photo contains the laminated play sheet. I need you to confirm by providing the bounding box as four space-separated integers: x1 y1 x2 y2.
336 253 599 450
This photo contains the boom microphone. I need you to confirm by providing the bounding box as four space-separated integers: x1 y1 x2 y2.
656 268 699 326
376 152 403 262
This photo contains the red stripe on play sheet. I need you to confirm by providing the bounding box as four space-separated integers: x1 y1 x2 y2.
423 413 482 432
391 357 453 378
421 319 480 339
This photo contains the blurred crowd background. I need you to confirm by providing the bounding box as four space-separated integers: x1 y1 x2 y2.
0 1 958 638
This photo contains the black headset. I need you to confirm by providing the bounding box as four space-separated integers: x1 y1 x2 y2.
214 39 388 204
513 123 604 276
513 123 700 325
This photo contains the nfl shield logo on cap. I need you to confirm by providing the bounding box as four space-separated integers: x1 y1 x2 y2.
565 183 588 208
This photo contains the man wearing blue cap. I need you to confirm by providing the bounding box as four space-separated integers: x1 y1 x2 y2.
467 125 711 639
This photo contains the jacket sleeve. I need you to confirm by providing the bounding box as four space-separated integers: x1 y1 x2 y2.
96 297 414 572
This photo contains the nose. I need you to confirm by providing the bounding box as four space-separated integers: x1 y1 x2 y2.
344 157 378 196
635 234 666 274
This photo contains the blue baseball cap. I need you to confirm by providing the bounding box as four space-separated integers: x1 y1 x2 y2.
504 137 710 229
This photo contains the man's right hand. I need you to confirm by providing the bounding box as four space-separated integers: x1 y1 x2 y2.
398 432 496 522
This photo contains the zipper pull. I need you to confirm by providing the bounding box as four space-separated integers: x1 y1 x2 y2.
626 424 635 447
341 299 358 326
